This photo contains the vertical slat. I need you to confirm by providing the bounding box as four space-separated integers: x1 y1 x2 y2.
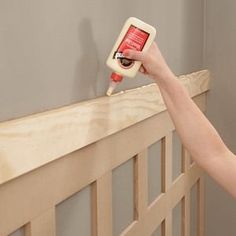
162 133 173 236
25 208 55 236
182 194 190 236
197 176 205 236
182 149 191 236
134 150 148 220
182 149 191 173
163 213 172 236
162 135 172 191
92 172 112 236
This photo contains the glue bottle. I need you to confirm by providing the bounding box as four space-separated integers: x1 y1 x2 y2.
106 17 156 96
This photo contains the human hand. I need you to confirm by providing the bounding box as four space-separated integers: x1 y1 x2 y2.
123 42 174 82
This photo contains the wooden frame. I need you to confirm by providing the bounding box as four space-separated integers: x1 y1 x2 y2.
0 70 210 236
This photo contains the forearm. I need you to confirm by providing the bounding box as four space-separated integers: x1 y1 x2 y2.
124 43 236 197
155 73 236 197
156 73 227 163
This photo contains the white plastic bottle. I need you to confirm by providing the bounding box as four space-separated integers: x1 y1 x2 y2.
106 17 156 96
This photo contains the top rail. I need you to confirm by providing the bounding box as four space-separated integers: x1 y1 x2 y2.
0 70 210 185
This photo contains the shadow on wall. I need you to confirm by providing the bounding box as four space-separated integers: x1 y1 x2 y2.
73 18 99 101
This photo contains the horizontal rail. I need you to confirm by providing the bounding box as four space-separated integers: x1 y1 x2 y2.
0 70 210 185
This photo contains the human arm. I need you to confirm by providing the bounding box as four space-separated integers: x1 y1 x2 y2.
123 43 236 198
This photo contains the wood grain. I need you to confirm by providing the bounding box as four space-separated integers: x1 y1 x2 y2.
0 70 210 185
0 94 207 236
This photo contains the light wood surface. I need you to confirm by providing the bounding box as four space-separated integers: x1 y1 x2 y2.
163 133 173 236
122 164 204 236
134 150 148 220
92 172 113 236
0 70 209 236
25 208 56 236
0 93 207 235
198 176 205 236
182 150 191 236
0 70 210 186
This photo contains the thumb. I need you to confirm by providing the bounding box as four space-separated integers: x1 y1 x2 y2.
123 49 144 62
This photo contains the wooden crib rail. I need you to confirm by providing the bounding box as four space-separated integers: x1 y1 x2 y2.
0 70 210 236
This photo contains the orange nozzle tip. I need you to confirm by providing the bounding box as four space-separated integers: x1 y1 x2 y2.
106 81 118 96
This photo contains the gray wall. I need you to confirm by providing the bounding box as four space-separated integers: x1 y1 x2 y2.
0 0 204 122
2 0 205 235
205 0 236 235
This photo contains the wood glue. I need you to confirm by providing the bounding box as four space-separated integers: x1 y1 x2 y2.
106 17 156 96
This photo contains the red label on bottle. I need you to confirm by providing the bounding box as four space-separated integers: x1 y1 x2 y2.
113 25 150 68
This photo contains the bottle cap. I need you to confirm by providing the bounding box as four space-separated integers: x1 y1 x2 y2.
110 72 123 82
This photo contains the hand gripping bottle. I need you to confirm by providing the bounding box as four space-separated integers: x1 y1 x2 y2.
106 17 156 96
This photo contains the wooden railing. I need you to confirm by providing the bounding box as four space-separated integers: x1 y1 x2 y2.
0 70 210 236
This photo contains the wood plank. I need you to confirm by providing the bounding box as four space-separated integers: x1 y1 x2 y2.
182 149 191 236
134 150 148 220
182 149 191 173
162 133 173 236
92 172 112 236
182 193 191 236
162 133 173 192
163 214 172 236
25 208 55 236
0 70 210 185
197 176 205 236
0 94 207 235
